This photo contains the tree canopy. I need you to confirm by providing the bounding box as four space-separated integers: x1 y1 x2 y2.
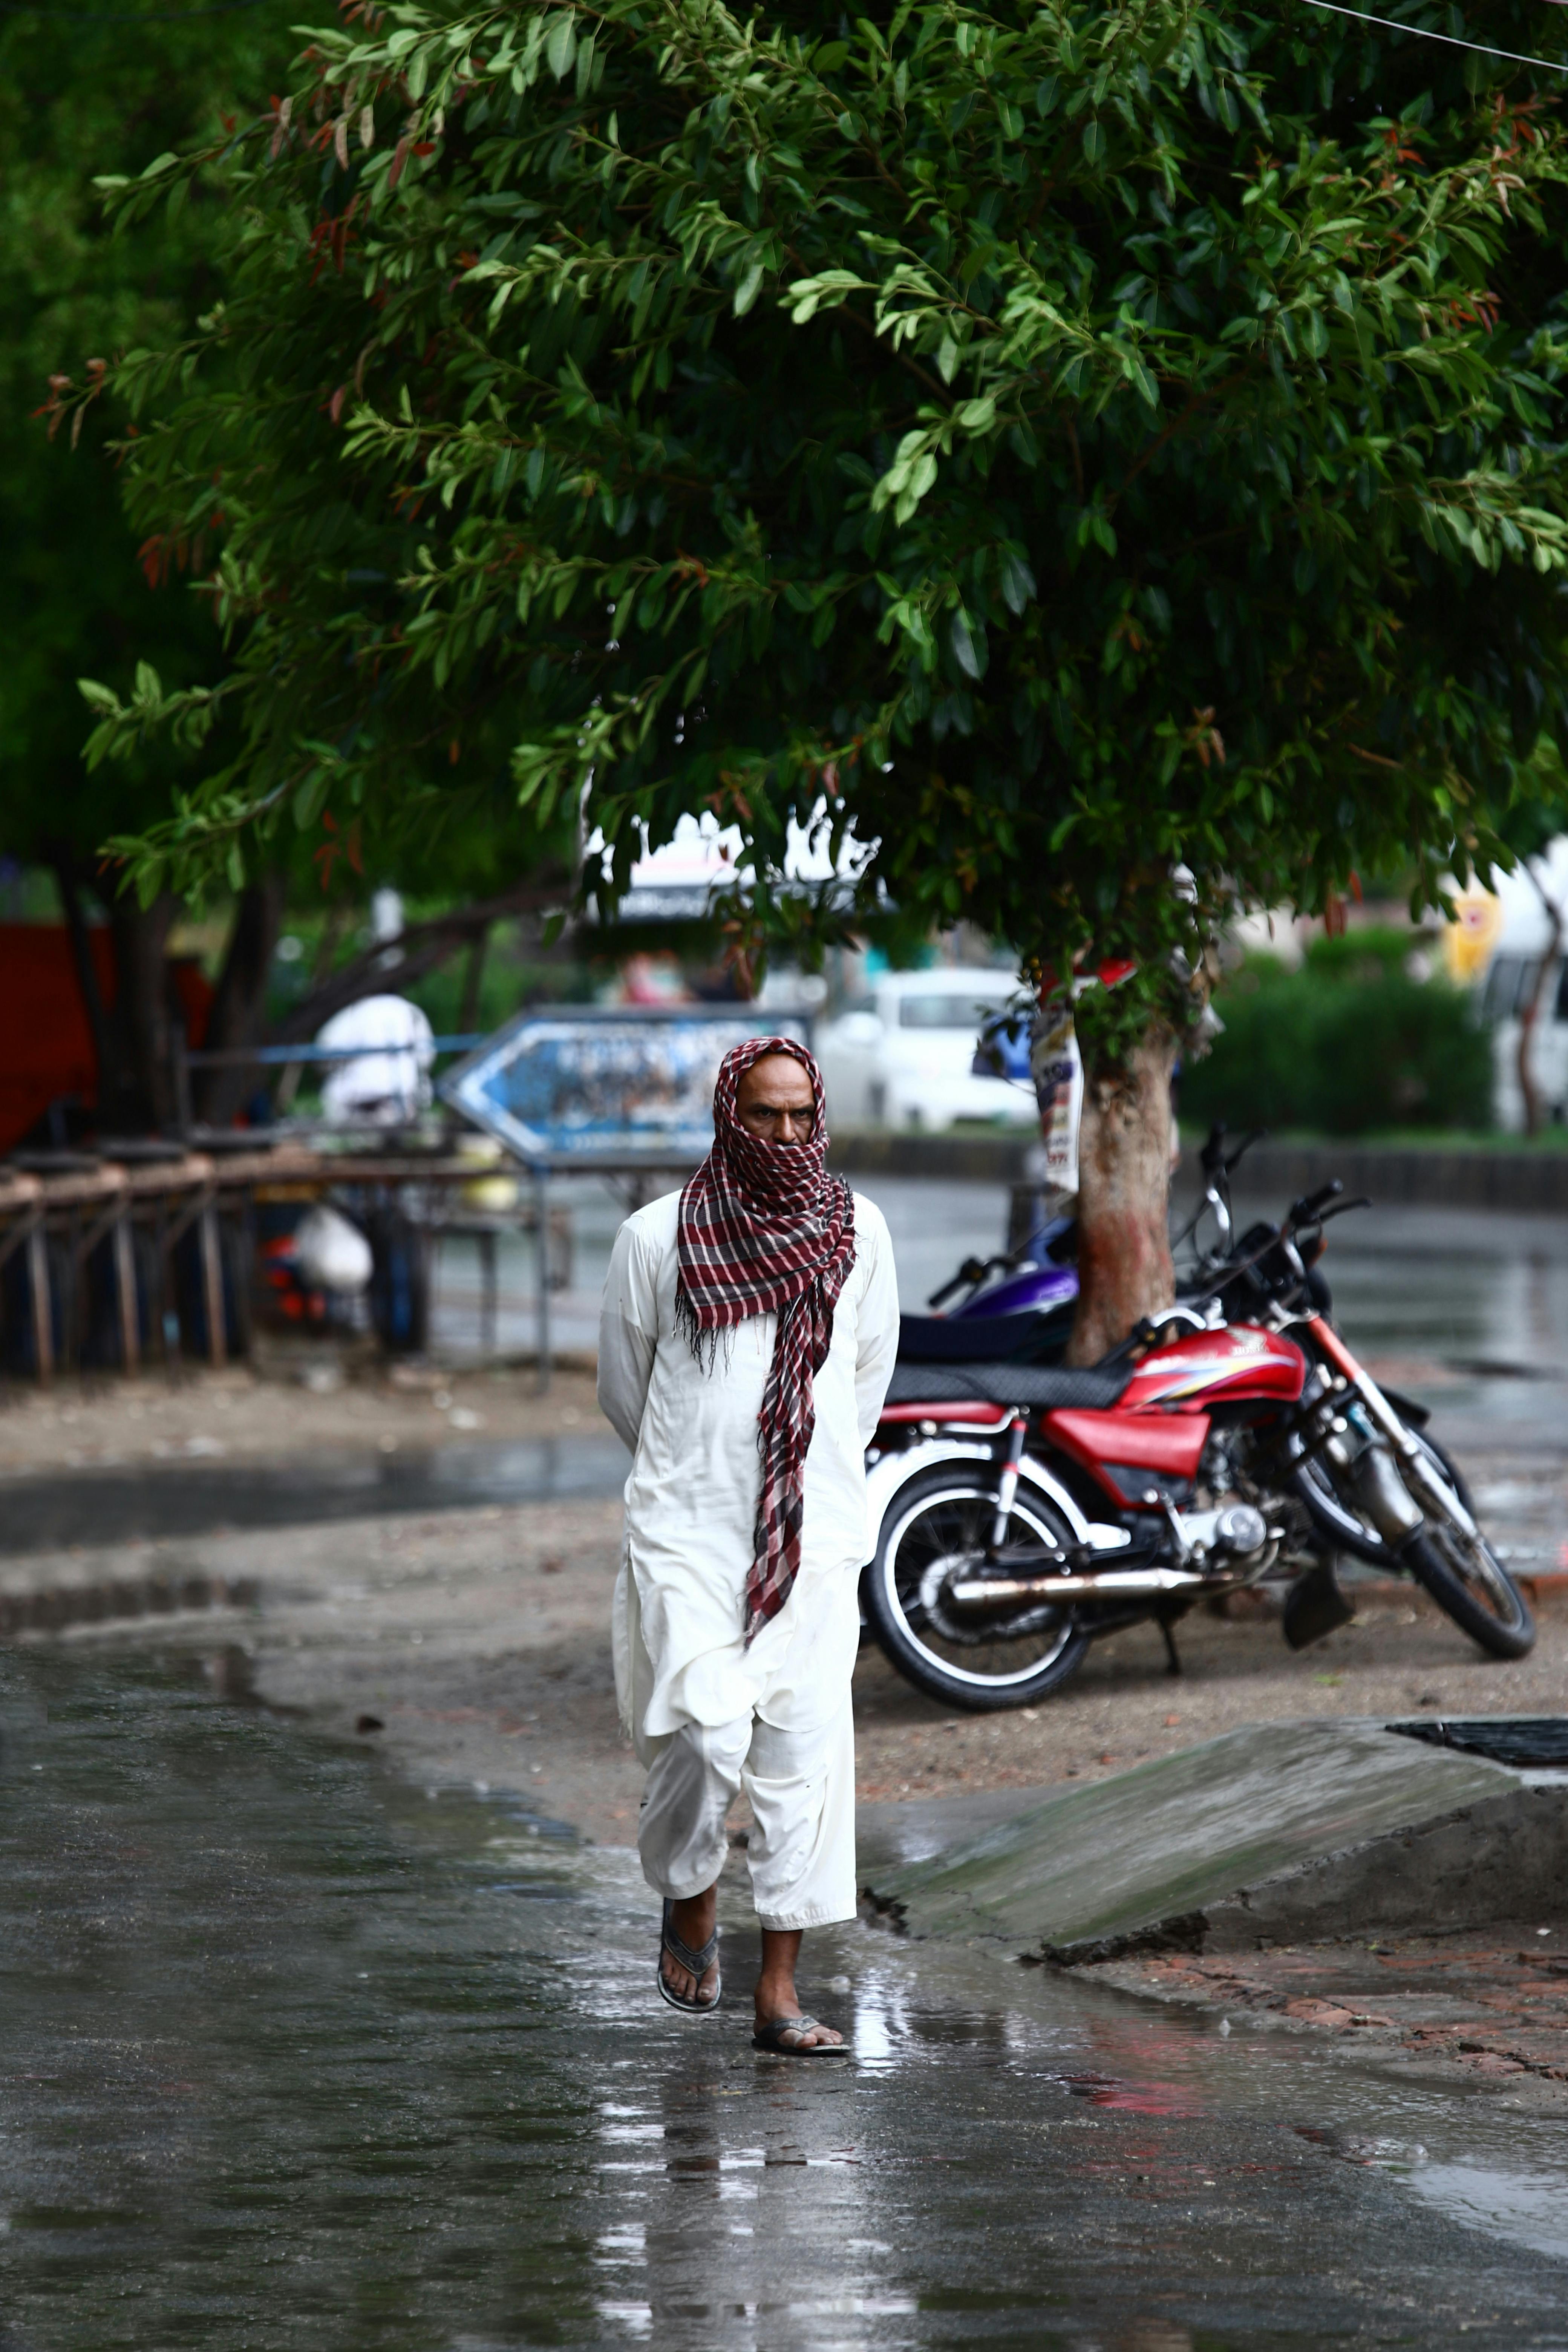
68 0 1568 1055
0 0 309 883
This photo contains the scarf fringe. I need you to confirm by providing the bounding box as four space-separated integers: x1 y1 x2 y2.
674 1277 733 1375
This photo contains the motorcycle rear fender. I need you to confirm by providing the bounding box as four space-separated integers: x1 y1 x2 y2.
863 1438 1098 1553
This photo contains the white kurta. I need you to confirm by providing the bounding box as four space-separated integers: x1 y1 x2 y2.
597 1189 900 1748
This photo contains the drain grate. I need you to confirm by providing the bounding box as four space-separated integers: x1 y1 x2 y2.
1387 1717 1568 1770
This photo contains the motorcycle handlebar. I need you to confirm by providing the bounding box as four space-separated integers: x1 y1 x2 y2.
1198 1122 1266 1179
1289 1179 1344 1225
926 1252 1014 1310
1223 1127 1266 1174
1152 1182 1372 1347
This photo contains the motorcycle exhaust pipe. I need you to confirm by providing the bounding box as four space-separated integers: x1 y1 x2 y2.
948 1565 1220 1606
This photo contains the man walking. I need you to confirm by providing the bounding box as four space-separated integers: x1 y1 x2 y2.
598 1036 899 2053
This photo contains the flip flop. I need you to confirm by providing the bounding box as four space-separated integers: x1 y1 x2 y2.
751 2014 849 2057
656 1899 721 2015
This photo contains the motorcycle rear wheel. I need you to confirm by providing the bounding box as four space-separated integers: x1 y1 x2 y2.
864 1463 1089 1712
1402 1435 1536 1661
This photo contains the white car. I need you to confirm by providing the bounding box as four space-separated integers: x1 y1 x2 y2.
815 968 1037 1131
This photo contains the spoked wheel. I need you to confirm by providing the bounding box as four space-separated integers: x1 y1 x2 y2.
1402 1434 1536 1661
863 1463 1089 1712
1292 1427 1536 1661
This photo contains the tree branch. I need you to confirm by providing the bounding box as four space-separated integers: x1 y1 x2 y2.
271 873 571 1042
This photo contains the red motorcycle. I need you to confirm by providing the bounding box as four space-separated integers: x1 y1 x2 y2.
862 1182 1533 1712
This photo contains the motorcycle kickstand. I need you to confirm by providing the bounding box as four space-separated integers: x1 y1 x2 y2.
1157 1613 1182 1677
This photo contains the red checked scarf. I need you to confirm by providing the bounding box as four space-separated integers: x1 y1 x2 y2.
675 1035 856 1644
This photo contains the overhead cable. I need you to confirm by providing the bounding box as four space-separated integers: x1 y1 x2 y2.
1298 0 1568 73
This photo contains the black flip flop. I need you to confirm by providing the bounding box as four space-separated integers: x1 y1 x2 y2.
752 2013 848 2056
656 1899 721 2015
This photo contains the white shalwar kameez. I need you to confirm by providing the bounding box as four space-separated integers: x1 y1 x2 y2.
597 1190 899 1930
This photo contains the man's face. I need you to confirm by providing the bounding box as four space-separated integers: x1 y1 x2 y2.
734 1053 817 1146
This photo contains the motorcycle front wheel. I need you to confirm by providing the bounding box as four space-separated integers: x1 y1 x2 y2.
863 1463 1089 1712
1401 1434 1536 1661
1297 1427 1534 1659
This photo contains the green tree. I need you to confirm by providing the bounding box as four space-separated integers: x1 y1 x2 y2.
0 0 326 1129
70 0 1568 1338
2 0 577 1129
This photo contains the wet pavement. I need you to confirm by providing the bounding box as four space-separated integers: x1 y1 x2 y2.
5 1645 1568 2349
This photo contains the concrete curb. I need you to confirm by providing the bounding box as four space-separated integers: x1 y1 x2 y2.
829 1131 1035 1182
858 1718 1568 1960
1209 1140 1568 1214
830 1129 1568 1209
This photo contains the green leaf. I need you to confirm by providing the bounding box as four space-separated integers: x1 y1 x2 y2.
949 608 982 679
546 14 577 81
293 771 330 827
998 550 1036 614
1081 119 1105 166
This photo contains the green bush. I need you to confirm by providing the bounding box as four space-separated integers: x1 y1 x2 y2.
1181 930 1493 1136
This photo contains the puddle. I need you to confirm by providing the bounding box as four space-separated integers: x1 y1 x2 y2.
2 1647 1568 2349
0 1435 629 1553
1407 2159 1568 2266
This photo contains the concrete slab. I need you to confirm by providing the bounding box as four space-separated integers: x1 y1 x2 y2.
858 1717 1568 1962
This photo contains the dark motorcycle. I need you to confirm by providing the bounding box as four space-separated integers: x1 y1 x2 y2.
862 1178 1533 1712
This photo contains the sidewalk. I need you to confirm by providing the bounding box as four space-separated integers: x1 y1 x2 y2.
1088 1930 1568 2107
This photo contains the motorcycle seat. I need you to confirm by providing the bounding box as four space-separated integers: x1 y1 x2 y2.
883 1360 1131 1412
897 1308 1071 1365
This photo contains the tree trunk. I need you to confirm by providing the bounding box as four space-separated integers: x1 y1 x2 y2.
196 873 289 1125
1065 1024 1178 1365
458 921 492 1034
1517 863 1565 1141
52 859 113 1102
100 891 181 1136
273 879 560 1043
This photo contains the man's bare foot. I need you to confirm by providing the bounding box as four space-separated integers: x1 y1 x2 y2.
754 1926 843 2049
661 1887 720 2006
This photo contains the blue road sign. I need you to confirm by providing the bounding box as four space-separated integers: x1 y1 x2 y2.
438 1008 811 1166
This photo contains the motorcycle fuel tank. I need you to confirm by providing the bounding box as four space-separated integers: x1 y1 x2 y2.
951 1263 1078 1319
1043 1406 1211 1507
1119 1324 1306 1411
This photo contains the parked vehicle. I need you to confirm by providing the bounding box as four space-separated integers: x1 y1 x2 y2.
862 1176 1532 1711
815 967 1037 1131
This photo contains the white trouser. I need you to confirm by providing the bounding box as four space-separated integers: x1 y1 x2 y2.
637 1700 856 1932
